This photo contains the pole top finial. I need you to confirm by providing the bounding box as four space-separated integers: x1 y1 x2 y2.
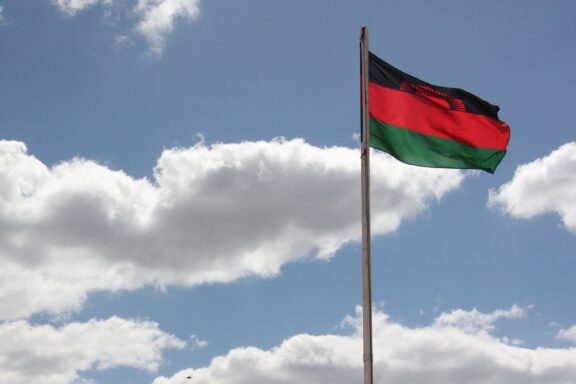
360 26 368 41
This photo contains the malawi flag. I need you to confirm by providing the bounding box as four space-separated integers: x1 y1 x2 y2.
368 52 510 173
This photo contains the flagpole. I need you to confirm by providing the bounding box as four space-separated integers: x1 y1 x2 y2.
359 26 373 384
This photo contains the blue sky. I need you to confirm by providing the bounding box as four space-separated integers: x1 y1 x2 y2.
1 1 575 383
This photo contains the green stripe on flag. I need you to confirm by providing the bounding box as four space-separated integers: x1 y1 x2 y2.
369 117 506 173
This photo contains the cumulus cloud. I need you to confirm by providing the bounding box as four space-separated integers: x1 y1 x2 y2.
154 306 576 384
134 0 201 57
49 0 200 56
0 139 464 320
51 0 101 16
488 142 576 234
434 304 527 334
0 316 184 384
557 325 576 344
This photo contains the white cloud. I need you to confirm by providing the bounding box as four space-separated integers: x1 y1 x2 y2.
189 335 208 350
51 0 101 16
154 306 576 384
557 325 576 344
0 316 184 384
0 139 464 320
434 304 527 334
133 0 200 56
488 142 576 234
0 6 6 25
114 34 133 49
49 0 201 56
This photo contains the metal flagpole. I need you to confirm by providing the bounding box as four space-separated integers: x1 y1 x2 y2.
359 26 373 384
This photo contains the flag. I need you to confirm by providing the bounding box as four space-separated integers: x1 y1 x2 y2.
368 51 510 173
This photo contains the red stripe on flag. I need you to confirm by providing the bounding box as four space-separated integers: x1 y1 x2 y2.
369 82 510 151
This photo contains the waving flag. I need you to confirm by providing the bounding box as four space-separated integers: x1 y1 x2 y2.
368 52 510 173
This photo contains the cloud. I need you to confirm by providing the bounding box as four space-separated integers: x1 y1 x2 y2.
0 6 6 25
434 304 527 334
51 0 101 16
0 139 464 320
557 325 576 344
0 316 184 384
133 0 201 57
488 142 576 234
49 0 200 56
114 34 133 49
189 335 208 350
154 306 576 384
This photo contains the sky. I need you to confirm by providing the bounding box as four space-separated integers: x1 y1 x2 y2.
0 1 576 383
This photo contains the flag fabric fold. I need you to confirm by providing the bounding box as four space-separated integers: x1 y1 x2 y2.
368 51 510 173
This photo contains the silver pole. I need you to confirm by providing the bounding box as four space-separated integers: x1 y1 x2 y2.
359 26 373 384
